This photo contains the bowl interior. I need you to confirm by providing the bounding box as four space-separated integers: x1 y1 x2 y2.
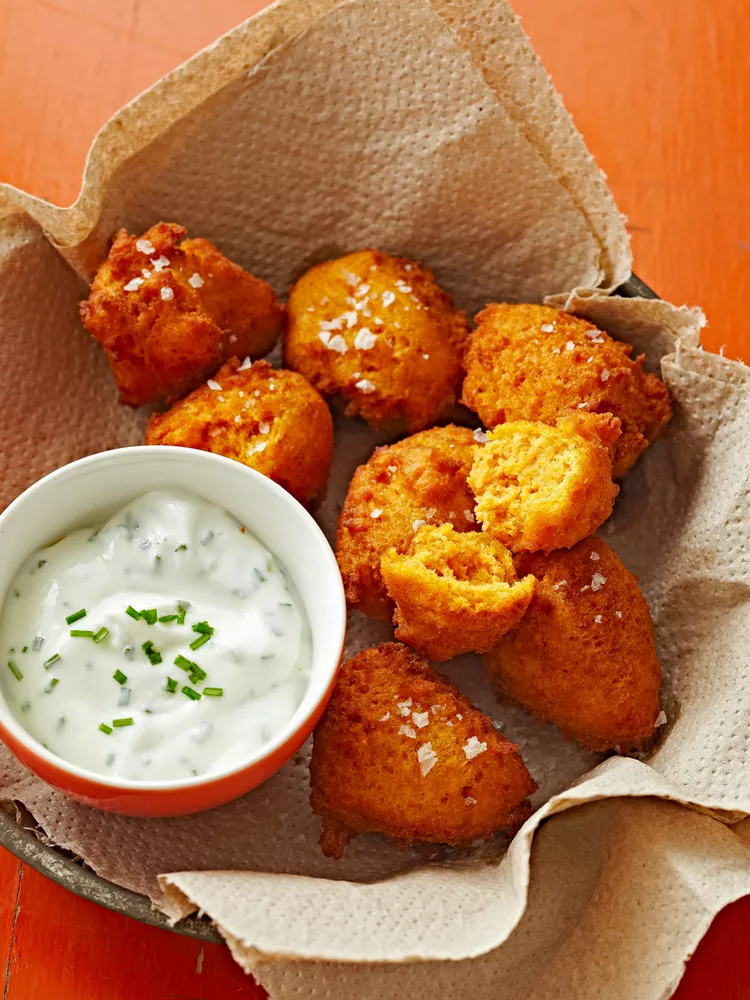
0 446 346 789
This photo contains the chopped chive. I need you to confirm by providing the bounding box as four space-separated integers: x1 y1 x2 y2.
174 654 193 671
158 614 178 623
99 723 113 735
203 687 223 697
65 609 86 625
142 640 154 653
154 555 161 564
254 568 266 583
21 646 27 654
45 677 59 693
190 664 207 681
37 559 47 569
192 621 214 636
70 629 95 638
148 652 163 666
125 606 142 621
175 544 188 552
189 633 211 651
112 717 134 728
165 677 178 693
181 686 201 701
7 661 22 681
43 653 60 669
140 609 158 625
93 627 109 644
113 669 127 685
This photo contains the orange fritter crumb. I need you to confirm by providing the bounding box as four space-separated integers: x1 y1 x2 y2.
284 249 469 432
80 222 285 406
146 359 333 507
461 303 672 477
381 523 535 662
336 425 478 619
484 537 662 752
310 642 536 858
468 413 620 553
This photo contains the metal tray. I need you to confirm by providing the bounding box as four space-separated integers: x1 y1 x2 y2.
0 275 657 939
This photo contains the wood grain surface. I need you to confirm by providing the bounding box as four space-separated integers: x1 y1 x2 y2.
0 0 748 996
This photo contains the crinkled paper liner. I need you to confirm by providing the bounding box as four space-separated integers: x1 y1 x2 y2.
0 1 748 997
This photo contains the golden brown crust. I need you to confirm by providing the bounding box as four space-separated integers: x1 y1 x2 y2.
461 303 672 477
336 425 479 619
382 524 536 661
309 642 536 858
284 249 470 432
468 413 620 552
80 222 285 406
146 359 333 506
484 538 662 752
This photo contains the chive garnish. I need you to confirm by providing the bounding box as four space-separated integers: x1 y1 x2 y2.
70 629 95 638
191 664 207 682
37 559 46 569
148 652 163 665
158 614 178 623
43 653 60 669
125 606 142 621
99 723 113 735
174 654 192 671
165 677 177 693
65 609 86 625
189 633 211 651
21 646 27 654
177 608 186 625
140 609 158 625
7 661 22 681
175 544 187 552
192 621 214 636
45 677 59 693
113 669 127 685
93 627 109 644
203 687 223 697
181 686 201 701
112 717 134 727
142 640 154 653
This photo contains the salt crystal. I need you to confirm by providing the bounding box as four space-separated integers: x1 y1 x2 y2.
326 335 348 354
594 614 603 624
601 369 610 382
344 311 358 328
615 610 623 619
585 331 605 343
464 796 477 807
247 441 267 456
135 239 155 255
380 711 390 722
319 332 332 347
553 579 567 590
397 698 412 711
207 380 222 391
370 508 382 519
239 357 252 371
152 255 170 272
388 465 398 474
399 724 416 739
417 742 438 776
354 328 377 350
565 341 575 351
142 268 152 278
424 508 436 520
430 704 445 715
382 290 395 307
422 353 430 360
463 736 487 760
540 323 555 333
590 552 600 561
473 428 488 444
412 519 426 532
464 509 475 523
188 273 205 289
456 713 463 720
412 711 429 728
234 415 241 424
160 286 174 301
123 277 143 292
591 572 607 592
552 347 562 354
446 721 453 727
580 585 591 592
259 422 271 434
655 710 667 727
577 401 590 409
355 378 376 393
320 317 344 332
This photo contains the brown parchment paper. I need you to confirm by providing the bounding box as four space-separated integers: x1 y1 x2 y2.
0 0 749 997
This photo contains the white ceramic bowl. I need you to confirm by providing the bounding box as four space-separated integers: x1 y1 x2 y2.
0 447 346 816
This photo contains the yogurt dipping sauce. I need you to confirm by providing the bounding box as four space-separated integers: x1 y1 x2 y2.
0 490 312 782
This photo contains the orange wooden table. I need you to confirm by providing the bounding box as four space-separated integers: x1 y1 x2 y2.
1 1 749 996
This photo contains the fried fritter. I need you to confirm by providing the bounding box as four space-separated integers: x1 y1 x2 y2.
461 303 672 477
468 413 620 553
146 359 333 506
80 222 285 406
336 425 479 619
484 537 662 752
310 642 536 858
284 249 469 432
381 524 535 661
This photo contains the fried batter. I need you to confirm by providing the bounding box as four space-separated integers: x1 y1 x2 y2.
336 425 478 619
146 359 333 506
461 303 672 477
310 642 536 858
284 249 469 432
80 222 285 406
484 537 662 752
468 413 620 553
381 524 535 661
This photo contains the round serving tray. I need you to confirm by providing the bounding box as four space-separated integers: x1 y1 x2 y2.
0 275 657 938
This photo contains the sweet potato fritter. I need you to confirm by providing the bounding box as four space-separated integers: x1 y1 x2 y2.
468 413 620 553
336 425 478 619
381 523 535 661
461 303 672 477
80 222 285 406
484 537 662 752
146 359 333 506
284 249 470 432
310 642 536 858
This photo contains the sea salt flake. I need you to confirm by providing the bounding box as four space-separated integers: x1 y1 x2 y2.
417 742 438 776
397 698 413 712
354 328 377 350
188 273 205 289
463 736 487 760
552 347 562 354
430 704 445 715
577 401 590 409
382 290 395 307
540 323 555 333
473 428 488 444
344 311 358 328
446 721 453 727
424 508 436 520
585 331 605 343
318 332 332 346
422 353 430 360
160 286 174 301
399 724 416 739
590 552 600 561
594 614 603 624
456 713 463 721
135 239 156 255
553 579 567 590
615 610 623 619
239 357 252 370
355 378 376 393
141 268 152 278
388 465 398 474
464 509 475 523
591 572 607 592
412 711 429 729
464 796 477 807
600 369 610 382
580 585 590 592
326 335 348 354
124 277 143 292
655 710 668 727
412 519 426 532
565 340 575 351
320 317 344 332
152 255 170 272
259 422 271 434
370 508 383 519
380 711 390 722
207 380 222 391
247 441 267 456
396 281 412 293
234 415 241 424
